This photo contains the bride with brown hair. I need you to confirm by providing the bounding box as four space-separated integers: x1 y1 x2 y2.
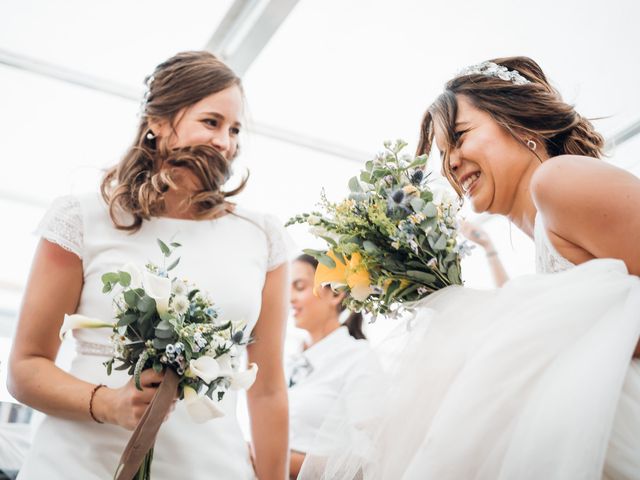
9 51 289 479
300 57 640 479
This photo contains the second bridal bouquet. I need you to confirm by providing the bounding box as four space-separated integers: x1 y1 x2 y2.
287 140 466 319
60 239 257 480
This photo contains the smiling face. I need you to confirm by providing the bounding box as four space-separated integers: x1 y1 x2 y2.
290 260 342 332
153 85 243 161
433 95 535 214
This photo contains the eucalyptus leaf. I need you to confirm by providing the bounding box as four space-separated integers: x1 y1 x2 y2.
433 234 447 251
124 289 139 308
118 271 131 287
348 176 363 193
423 202 438 217
117 313 138 327
104 358 114 376
447 264 461 284
137 295 156 313
152 337 172 349
166 257 181 272
157 239 171 257
410 197 425 212
170 242 182 248
101 272 120 285
406 270 437 284
318 254 337 269
318 235 337 248
363 241 379 253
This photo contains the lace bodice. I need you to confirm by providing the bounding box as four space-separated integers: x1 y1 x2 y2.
534 212 574 273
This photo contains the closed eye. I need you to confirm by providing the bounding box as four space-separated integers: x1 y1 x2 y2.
453 129 469 146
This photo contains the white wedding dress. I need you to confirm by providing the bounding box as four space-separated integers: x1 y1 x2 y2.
17 192 289 480
300 213 640 479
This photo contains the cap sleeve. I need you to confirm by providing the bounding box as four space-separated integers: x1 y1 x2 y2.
35 195 83 259
264 214 295 271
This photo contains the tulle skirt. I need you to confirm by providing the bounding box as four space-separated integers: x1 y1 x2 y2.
300 259 640 480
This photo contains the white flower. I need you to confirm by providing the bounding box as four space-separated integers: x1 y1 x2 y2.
59 314 114 340
433 188 457 207
232 319 247 332
120 263 142 289
171 279 189 296
230 363 258 390
188 356 221 384
183 386 225 422
143 271 171 316
216 353 234 375
307 215 321 225
171 294 190 316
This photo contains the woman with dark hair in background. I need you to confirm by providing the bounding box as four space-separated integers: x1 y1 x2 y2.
287 254 371 478
9 51 289 479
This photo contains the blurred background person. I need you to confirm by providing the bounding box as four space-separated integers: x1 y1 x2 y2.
287 253 371 478
460 219 510 287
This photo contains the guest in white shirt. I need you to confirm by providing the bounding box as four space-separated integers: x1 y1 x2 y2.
287 254 372 478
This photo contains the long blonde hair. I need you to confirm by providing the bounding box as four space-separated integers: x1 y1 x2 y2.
101 51 248 231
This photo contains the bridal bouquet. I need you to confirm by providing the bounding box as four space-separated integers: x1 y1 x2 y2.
287 140 466 318
60 240 257 480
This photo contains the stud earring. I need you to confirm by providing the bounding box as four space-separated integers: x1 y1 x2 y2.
146 130 156 140
526 139 537 151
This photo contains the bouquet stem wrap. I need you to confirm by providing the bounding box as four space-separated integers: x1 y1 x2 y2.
115 369 180 480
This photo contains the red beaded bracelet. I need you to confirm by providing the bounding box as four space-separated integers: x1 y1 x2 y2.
89 384 106 424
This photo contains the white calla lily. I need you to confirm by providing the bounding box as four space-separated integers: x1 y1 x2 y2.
183 386 225 422
188 356 221 384
230 363 258 390
216 354 234 376
59 314 114 340
143 271 171 316
120 263 142 288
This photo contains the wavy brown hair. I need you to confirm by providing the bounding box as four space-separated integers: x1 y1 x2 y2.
417 56 605 196
101 51 247 231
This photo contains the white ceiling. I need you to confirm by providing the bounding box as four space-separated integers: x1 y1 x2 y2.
0 0 639 329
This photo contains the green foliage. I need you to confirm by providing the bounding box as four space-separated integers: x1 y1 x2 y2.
287 140 467 318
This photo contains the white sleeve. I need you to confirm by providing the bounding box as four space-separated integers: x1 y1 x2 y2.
35 195 83 259
263 214 294 271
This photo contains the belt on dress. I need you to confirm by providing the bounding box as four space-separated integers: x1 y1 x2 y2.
76 340 113 357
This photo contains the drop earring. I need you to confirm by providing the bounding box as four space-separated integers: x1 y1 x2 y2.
146 130 156 140
526 139 537 151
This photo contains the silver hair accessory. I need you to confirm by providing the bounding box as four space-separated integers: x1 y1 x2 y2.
457 61 530 86
526 139 537 151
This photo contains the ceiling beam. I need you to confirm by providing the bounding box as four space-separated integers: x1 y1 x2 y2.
0 48 369 164
605 118 640 152
206 0 301 76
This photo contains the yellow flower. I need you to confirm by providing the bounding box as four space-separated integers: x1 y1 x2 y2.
314 251 373 302
346 252 372 302
402 185 419 196
313 250 348 295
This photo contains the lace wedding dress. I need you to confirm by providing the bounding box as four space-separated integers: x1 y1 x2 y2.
18 192 289 480
300 213 640 479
